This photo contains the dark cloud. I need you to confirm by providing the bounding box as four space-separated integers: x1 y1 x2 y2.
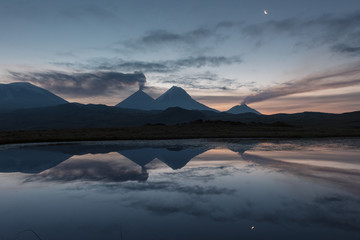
244 11 360 56
59 4 118 21
157 71 247 90
242 62 360 104
118 11 360 57
94 55 242 73
54 55 242 74
174 56 241 68
137 28 214 46
332 43 360 55
121 25 230 51
9 71 146 96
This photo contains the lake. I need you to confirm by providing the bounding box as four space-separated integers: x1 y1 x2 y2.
0 138 359 240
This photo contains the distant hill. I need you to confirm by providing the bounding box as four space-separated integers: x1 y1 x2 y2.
226 104 261 115
116 89 154 110
0 82 67 112
0 103 359 131
0 103 152 130
149 86 218 112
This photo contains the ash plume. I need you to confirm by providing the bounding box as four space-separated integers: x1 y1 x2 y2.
242 62 360 104
10 71 146 97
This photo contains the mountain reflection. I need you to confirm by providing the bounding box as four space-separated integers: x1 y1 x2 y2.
0 140 359 196
0 142 214 183
119 147 208 169
27 146 210 183
28 154 149 183
0 140 359 240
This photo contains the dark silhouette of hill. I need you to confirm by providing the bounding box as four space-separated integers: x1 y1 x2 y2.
0 103 154 130
0 144 211 178
0 103 359 132
115 86 219 112
226 103 262 115
149 86 218 112
0 82 67 112
116 89 154 110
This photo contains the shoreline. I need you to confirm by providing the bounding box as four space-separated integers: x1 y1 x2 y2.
1 122 359 145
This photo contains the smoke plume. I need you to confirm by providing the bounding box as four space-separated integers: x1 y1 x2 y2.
10 71 146 97
242 62 360 104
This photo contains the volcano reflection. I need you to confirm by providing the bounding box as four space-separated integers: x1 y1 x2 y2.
0 140 358 198
0 139 359 240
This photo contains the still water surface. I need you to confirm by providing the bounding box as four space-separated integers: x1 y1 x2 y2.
0 139 359 240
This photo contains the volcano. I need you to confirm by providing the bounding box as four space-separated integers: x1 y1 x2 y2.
149 86 218 112
116 89 154 110
225 103 261 115
0 82 67 112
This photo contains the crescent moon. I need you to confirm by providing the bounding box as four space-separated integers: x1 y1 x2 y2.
264 10 268 15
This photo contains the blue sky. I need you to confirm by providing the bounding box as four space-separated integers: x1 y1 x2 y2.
1 0 360 113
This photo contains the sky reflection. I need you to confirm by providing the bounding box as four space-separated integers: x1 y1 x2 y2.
0 139 359 240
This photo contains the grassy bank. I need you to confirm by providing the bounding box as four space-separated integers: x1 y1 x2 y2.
1 121 359 145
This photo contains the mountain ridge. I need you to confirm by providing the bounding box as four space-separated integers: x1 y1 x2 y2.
116 86 219 112
0 82 68 112
0 102 359 131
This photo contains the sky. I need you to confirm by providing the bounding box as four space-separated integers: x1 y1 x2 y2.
1 0 360 114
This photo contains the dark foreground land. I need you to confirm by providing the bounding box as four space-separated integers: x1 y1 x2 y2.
1 120 359 145
0 104 359 144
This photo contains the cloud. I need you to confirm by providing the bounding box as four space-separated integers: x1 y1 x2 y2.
53 55 242 74
59 4 118 21
155 71 249 90
120 23 236 51
93 55 242 73
332 43 360 55
132 28 214 46
244 11 360 56
242 62 360 104
9 71 146 96
118 11 360 57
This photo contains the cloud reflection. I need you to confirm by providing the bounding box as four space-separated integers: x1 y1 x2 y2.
1 139 360 237
26 158 148 183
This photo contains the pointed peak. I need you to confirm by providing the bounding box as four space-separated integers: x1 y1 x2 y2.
116 89 154 110
133 89 146 95
226 104 261 115
160 86 190 98
6 82 36 88
167 86 186 92
149 86 218 112
170 86 182 89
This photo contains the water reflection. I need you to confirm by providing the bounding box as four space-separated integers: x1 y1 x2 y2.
0 139 359 240
0 147 71 173
119 146 209 169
